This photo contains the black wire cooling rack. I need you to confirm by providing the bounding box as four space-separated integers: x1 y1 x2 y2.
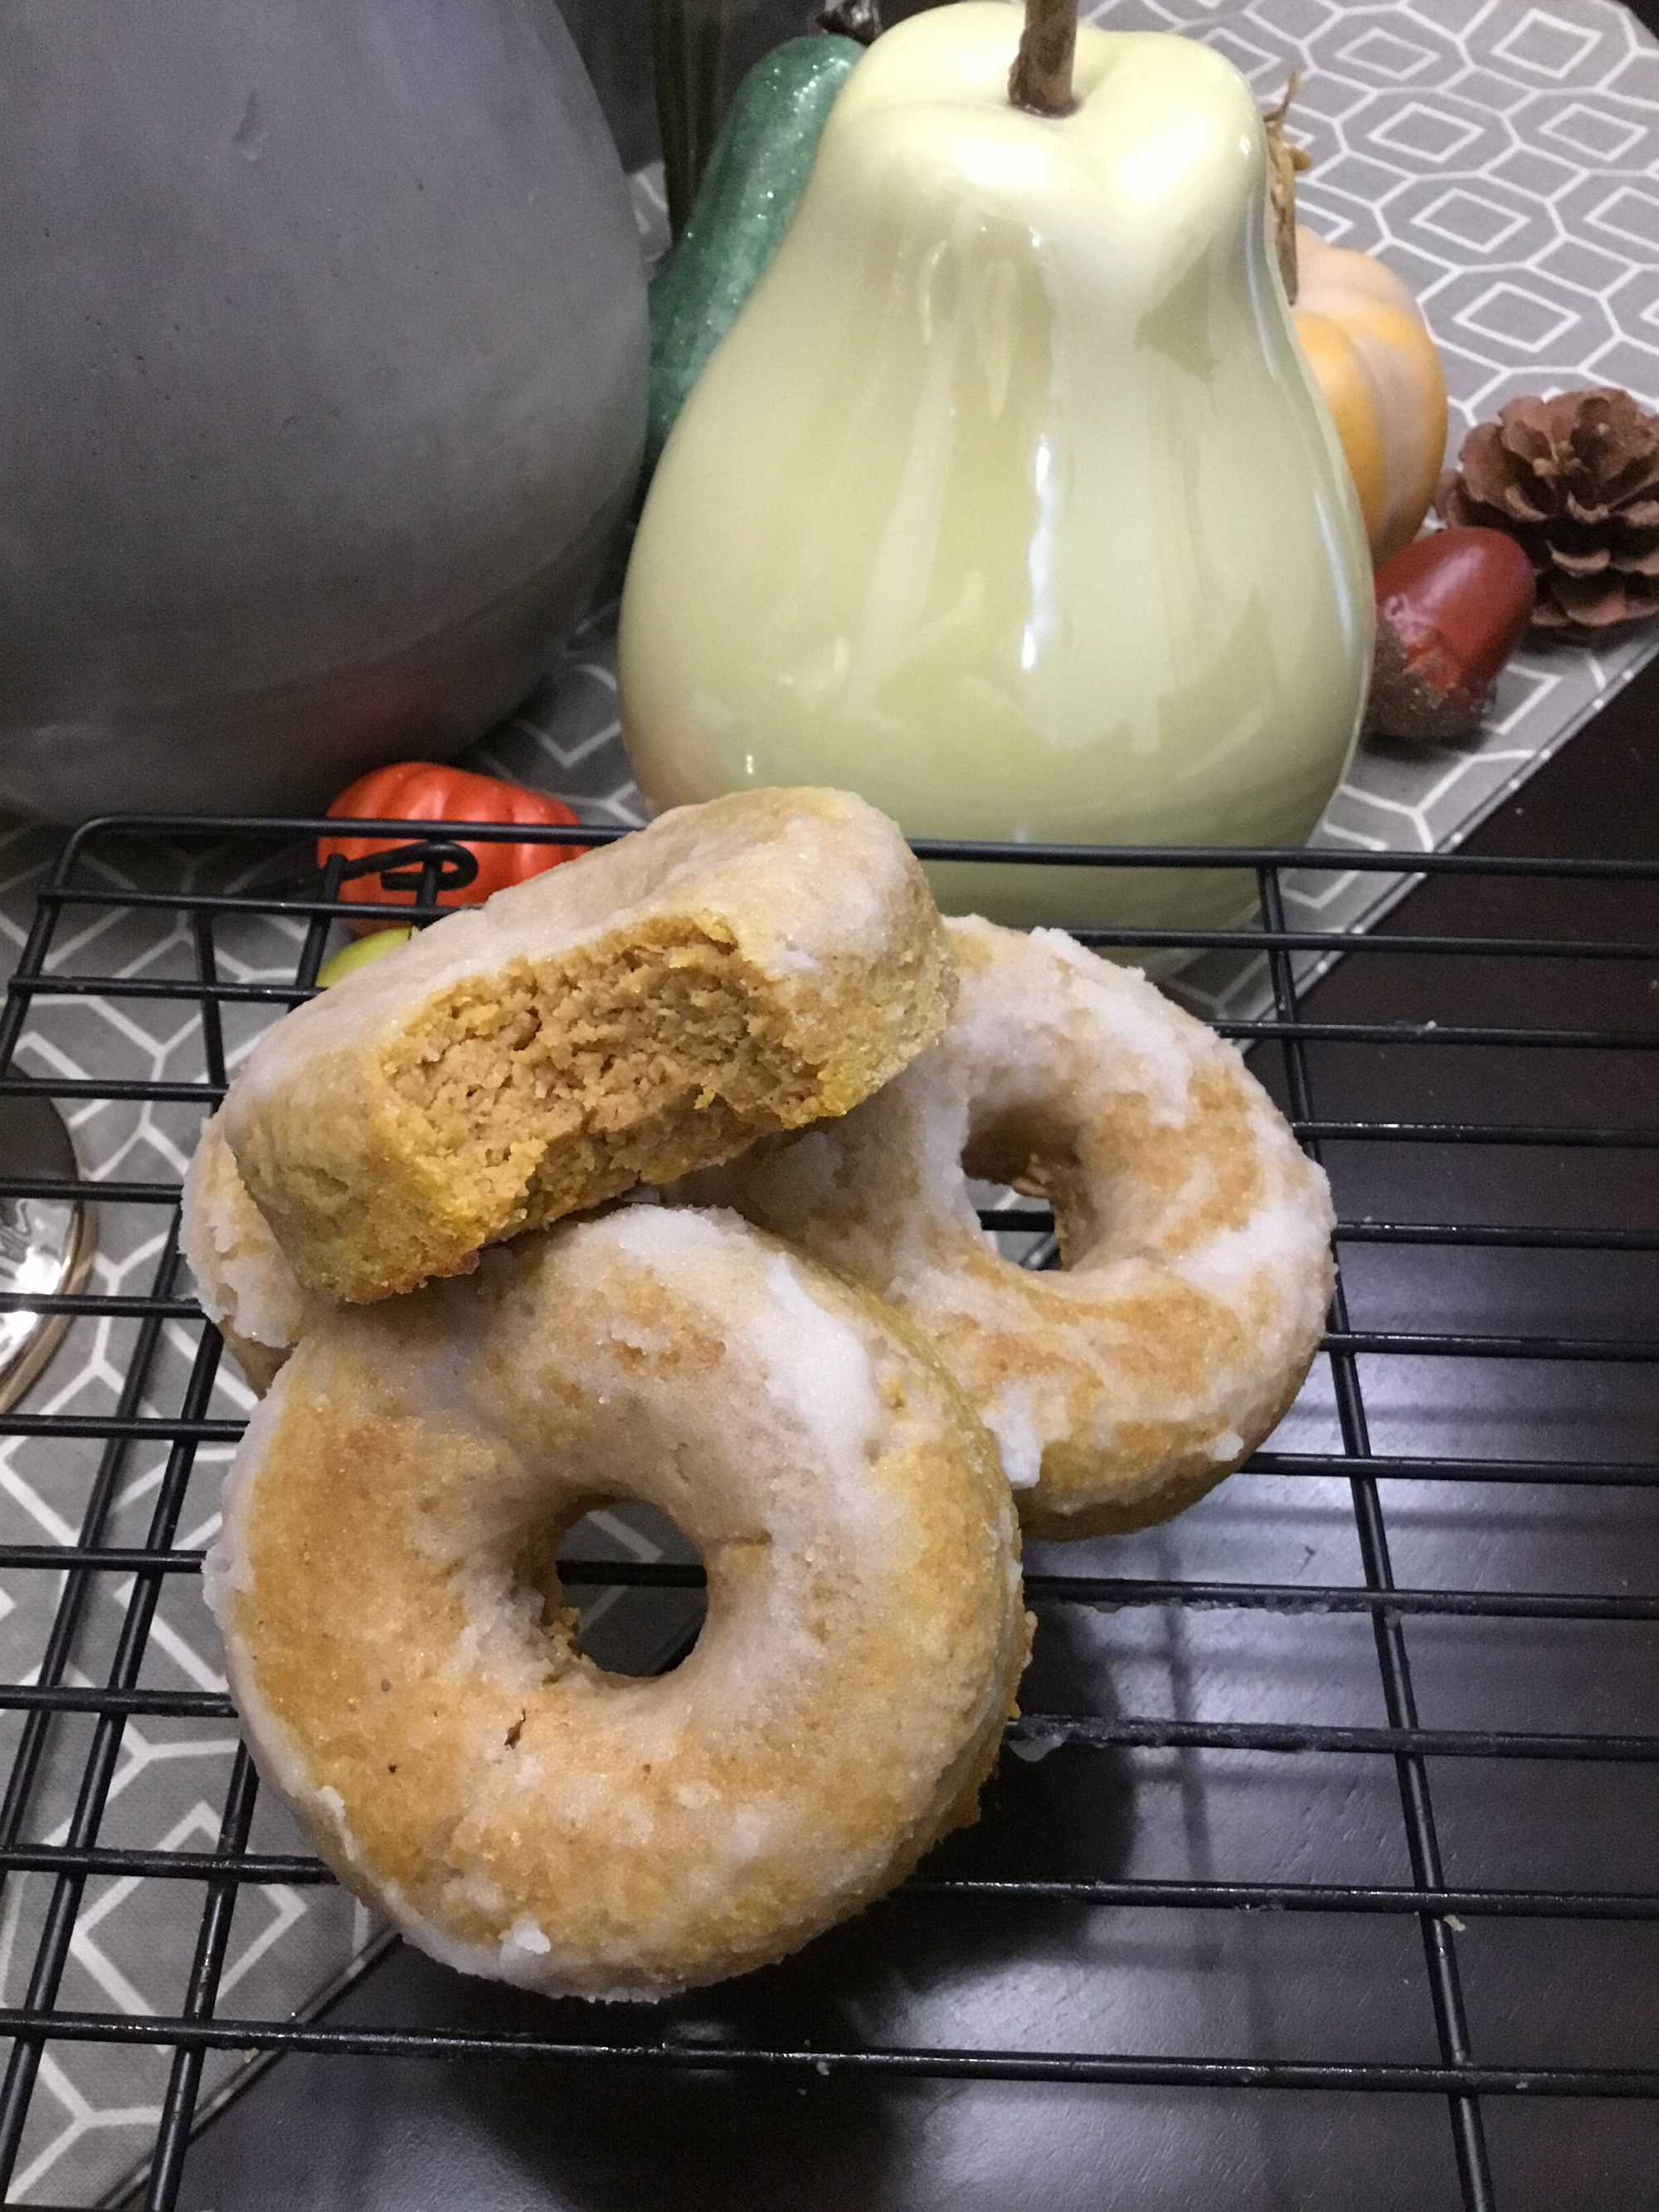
0 815 1654 2212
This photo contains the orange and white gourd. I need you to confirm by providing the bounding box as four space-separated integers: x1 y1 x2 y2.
1292 225 1448 570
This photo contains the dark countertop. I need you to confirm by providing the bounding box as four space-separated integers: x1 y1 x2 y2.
164 649 1659 2212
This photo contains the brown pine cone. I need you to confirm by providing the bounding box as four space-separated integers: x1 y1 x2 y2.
1436 388 1659 635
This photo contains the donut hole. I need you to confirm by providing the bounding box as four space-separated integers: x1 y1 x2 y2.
964 1108 1095 1272
548 1502 708 1678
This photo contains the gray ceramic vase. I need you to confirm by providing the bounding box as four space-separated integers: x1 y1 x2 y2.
0 0 647 821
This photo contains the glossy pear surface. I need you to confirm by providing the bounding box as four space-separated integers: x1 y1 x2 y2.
620 4 1372 928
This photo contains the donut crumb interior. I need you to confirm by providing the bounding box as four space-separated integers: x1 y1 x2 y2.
377 921 907 1280
219 788 959 1306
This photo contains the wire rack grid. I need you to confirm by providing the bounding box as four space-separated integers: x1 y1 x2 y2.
0 813 1654 2212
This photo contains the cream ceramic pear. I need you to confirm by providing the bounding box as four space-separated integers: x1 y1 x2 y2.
619 3 1372 929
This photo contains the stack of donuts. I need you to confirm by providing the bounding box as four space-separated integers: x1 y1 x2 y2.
186 787 1332 2000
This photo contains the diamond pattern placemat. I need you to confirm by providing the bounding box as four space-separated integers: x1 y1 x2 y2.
0 2 1655 2202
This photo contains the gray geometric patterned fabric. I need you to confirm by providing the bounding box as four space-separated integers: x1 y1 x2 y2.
0 828 385 2206
0 2 1654 2203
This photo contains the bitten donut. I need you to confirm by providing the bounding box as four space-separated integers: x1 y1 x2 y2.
181 1113 314 1395
216 787 956 1305
205 1206 1029 1999
678 919 1335 1539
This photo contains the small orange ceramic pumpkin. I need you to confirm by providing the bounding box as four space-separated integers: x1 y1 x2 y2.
1292 226 1448 570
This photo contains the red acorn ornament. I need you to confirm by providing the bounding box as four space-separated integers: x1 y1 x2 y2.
1364 528 1537 743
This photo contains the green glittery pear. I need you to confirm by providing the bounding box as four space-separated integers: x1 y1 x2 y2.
645 32 866 480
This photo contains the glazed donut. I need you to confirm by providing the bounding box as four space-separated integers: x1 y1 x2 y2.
217 787 956 1305
205 1206 1029 1999
677 918 1335 1539
181 1113 312 1395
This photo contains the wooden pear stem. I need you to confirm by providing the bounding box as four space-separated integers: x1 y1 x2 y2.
1009 0 1078 116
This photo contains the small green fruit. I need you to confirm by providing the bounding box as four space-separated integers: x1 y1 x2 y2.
317 928 413 989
